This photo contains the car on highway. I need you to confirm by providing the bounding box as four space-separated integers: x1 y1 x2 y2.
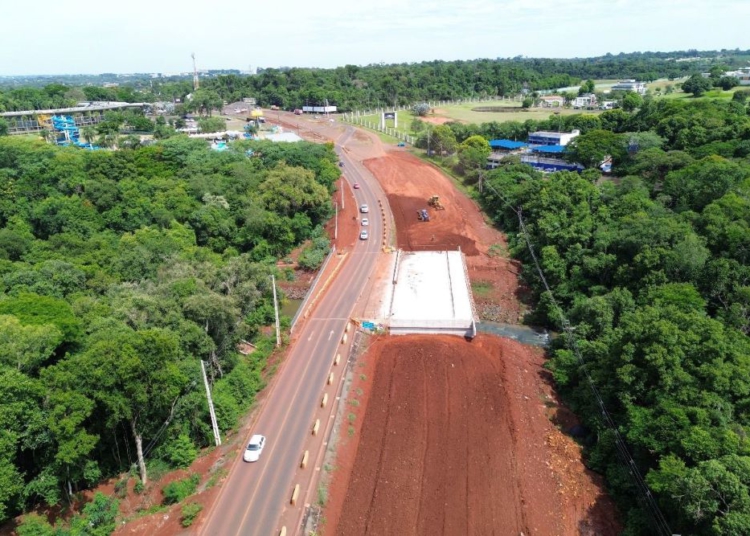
360 204 369 213
243 434 266 462
353 183 360 189
361 218 369 226
360 230 369 240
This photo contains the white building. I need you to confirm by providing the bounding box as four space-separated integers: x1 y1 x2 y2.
571 94 597 109
527 129 580 146
724 67 750 86
539 95 564 108
611 79 647 94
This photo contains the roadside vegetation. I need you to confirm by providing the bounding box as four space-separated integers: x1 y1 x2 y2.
0 135 339 529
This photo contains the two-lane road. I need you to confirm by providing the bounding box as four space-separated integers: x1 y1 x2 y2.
200 126 385 536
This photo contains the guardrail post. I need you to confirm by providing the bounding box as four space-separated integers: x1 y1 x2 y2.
290 485 300 505
301 451 309 469
312 419 320 435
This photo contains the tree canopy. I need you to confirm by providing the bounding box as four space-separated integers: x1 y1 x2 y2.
479 97 750 534
0 134 339 523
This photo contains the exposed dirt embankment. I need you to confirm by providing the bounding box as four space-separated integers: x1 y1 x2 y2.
326 335 621 536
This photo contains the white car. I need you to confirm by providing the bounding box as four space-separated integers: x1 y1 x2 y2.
361 218 369 226
360 230 369 240
360 204 369 213
243 434 266 462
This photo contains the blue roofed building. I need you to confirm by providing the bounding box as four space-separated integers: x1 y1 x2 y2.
487 139 528 169
486 131 586 173
489 139 528 151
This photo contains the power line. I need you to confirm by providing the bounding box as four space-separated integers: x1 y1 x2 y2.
481 176 674 536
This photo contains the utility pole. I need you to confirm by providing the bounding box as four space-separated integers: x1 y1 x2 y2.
340 176 345 209
271 274 281 347
200 360 221 446
334 202 338 240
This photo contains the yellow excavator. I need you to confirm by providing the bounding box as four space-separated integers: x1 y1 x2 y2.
427 195 445 210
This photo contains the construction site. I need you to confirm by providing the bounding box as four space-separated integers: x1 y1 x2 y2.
317 132 620 536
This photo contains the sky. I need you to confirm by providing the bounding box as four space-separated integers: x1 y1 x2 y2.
2 0 750 75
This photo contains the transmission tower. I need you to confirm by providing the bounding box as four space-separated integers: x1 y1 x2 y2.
192 52 200 91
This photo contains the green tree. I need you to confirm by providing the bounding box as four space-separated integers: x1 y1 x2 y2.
565 129 623 168
682 74 714 97
622 92 643 111
457 135 491 175
430 124 458 156
197 117 226 134
62 328 189 485
257 163 330 222
0 315 63 373
662 156 750 212
579 79 595 95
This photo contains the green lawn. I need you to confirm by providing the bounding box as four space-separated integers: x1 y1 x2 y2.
351 98 598 132
345 78 745 139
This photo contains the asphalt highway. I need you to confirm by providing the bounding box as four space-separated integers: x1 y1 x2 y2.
200 126 384 536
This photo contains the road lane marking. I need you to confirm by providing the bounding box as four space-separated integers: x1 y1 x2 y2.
307 330 316 341
233 329 330 536
212 135 388 536
328 330 334 341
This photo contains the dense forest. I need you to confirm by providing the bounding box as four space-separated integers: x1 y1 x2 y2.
478 96 750 535
0 135 339 525
2 49 749 113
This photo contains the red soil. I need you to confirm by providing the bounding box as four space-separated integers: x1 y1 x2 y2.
421 116 455 125
325 176 360 253
364 151 526 322
325 335 621 536
364 153 484 255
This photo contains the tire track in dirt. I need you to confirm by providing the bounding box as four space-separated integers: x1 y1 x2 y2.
361 355 398 535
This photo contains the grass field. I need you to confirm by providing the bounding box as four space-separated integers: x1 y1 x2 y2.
346 78 746 140
353 99 601 135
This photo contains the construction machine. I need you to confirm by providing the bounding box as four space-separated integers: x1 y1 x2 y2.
427 195 445 210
